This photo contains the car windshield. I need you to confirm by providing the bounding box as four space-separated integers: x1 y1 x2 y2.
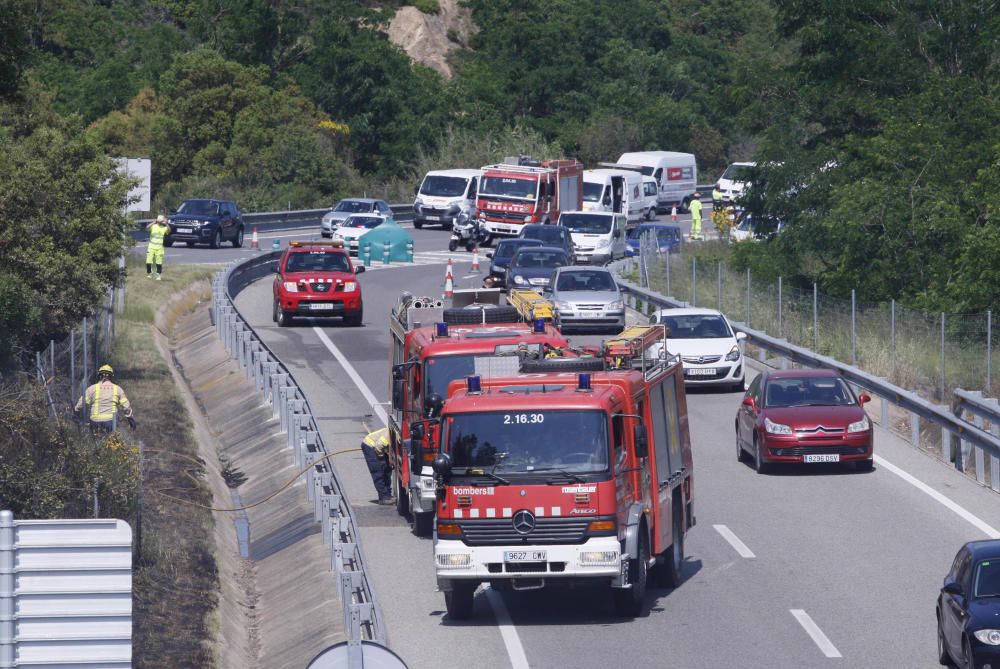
334 200 373 213
764 377 855 408
420 175 469 197
660 314 731 339
522 227 565 244
177 200 219 216
495 240 538 259
285 251 351 273
560 214 612 234
445 410 609 474
722 165 754 182
343 216 383 229
480 175 538 200
582 182 605 202
974 560 1000 598
556 270 617 292
512 250 568 268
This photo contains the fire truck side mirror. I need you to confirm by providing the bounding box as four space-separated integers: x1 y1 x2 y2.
424 393 444 418
392 364 405 381
633 424 649 459
432 452 452 476
410 422 426 441
392 378 404 410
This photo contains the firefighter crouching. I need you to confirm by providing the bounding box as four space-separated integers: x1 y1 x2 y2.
75 364 136 434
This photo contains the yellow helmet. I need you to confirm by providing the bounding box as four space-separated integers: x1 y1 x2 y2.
98 364 114 376
156 214 167 224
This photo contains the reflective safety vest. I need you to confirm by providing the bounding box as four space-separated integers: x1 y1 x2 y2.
689 199 703 220
363 427 391 457
78 380 132 422
712 188 723 204
148 223 169 250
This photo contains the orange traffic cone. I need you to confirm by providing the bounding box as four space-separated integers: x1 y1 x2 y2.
671 204 677 222
250 226 259 250
444 259 454 298
471 247 480 273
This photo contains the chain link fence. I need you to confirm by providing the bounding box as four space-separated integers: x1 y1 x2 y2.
637 240 998 402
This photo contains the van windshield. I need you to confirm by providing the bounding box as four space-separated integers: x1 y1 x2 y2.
583 182 605 203
560 213 612 234
644 182 657 196
480 175 538 200
420 175 469 197
722 165 754 182
445 410 609 474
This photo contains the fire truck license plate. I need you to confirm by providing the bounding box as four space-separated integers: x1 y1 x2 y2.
803 454 840 463
504 551 546 562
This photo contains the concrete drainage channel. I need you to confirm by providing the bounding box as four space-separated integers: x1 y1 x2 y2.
211 252 406 668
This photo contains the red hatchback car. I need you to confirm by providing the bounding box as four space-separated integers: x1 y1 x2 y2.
735 369 873 473
272 241 365 327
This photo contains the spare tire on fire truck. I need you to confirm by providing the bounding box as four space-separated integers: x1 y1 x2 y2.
442 305 521 325
520 357 605 373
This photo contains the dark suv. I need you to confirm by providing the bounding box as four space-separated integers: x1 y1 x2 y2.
166 199 244 249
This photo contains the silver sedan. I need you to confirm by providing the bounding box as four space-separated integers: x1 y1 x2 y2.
548 266 625 333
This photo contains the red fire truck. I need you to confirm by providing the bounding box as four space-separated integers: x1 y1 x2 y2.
477 156 584 240
430 326 695 619
388 290 570 535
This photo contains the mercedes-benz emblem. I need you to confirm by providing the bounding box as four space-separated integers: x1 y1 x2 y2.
512 510 536 535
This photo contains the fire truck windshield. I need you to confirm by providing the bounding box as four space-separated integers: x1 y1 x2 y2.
445 411 609 474
480 175 539 201
425 355 478 399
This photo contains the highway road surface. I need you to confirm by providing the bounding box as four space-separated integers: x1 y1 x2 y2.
227 224 1000 668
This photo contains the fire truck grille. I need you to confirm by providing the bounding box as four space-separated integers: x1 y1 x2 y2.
458 518 591 545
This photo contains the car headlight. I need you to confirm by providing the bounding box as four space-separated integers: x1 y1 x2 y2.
608 299 624 311
282 282 299 293
725 344 741 362
447 203 460 214
342 281 357 293
975 629 1000 645
554 301 572 311
513 275 526 285
764 417 792 435
847 416 871 433
594 236 612 248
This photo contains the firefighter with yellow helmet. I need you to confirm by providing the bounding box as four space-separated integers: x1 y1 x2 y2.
75 364 136 433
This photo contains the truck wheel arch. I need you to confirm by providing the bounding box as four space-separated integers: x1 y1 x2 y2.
622 502 647 561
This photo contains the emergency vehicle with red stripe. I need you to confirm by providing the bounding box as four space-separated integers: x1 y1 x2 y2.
476 156 584 239
430 325 695 619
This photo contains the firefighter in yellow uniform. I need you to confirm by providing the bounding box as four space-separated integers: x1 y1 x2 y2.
75 364 136 434
146 214 170 280
689 192 703 240
361 427 394 505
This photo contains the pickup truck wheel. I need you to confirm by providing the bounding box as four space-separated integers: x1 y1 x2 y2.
232 226 244 248
276 305 293 327
272 300 279 323
613 532 648 617
654 503 684 588
343 308 363 327
444 583 476 620
413 510 433 537
210 228 222 249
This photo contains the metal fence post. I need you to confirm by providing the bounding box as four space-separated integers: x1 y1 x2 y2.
717 261 722 310
70 330 76 406
746 268 751 327
665 248 671 296
691 257 696 307
851 289 856 366
891 299 896 381
941 312 946 401
813 283 818 352
987 310 992 393
82 317 89 388
778 276 783 339
0 510 13 669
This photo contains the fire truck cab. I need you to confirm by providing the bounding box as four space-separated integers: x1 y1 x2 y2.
388 290 569 536
431 326 695 619
477 156 584 240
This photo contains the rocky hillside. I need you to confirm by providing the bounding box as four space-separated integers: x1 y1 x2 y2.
386 0 477 79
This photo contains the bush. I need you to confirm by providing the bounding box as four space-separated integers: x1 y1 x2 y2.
412 0 441 14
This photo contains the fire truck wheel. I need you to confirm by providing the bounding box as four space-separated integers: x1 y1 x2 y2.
445 583 476 620
613 532 648 617
520 357 605 373
752 435 770 474
654 503 684 588
393 476 408 516
413 510 433 537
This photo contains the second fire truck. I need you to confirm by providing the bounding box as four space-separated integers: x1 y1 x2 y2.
476 156 584 240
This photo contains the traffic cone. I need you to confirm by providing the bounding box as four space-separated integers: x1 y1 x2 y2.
250 226 259 250
671 204 677 222
444 259 454 298
471 247 480 273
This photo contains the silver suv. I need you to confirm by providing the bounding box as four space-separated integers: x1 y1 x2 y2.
548 266 625 333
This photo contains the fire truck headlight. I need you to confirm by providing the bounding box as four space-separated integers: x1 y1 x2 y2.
421 476 436 489
436 553 472 568
579 551 619 566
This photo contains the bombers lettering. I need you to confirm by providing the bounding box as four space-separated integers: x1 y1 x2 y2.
453 487 495 496
561 486 597 494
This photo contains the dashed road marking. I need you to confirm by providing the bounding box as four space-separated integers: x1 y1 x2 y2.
791 609 842 658
713 524 756 558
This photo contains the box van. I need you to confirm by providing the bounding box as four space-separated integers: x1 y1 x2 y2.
413 168 480 229
717 161 756 203
612 151 698 213
557 210 627 265
581 168 644 223
641 176 658 220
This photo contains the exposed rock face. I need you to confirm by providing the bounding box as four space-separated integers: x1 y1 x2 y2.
386 0 477 79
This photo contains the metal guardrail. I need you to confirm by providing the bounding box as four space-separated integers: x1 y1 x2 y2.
609 257 1000 487
211 252 387 657
953 390 1000 491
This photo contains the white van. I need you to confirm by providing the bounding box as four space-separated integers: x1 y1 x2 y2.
641 176 658 220
717 161 756 203
413 168 480 229
612 151 698 213
557 210 627 265
581 169 644 223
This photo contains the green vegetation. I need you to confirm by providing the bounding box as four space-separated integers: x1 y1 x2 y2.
412 0 441 15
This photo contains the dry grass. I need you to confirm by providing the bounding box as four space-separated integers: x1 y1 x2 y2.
115 259 219 668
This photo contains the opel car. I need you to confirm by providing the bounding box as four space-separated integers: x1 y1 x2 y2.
272 241 365 327
649 308 745 391
331 214 387 254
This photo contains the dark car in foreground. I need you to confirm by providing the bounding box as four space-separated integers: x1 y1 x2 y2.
938 540 1000 669
485 238 543 284
505 246 570 290
167 199 244 248
735 369 873 473
518 224 576 263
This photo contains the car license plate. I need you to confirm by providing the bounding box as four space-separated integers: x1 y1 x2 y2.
307 303 333 310
176 227 192 234
685 368 715 376
504 551 546 562
803 454 840 463
425 215 440 221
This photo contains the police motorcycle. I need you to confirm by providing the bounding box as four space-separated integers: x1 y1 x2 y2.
448 207 490 252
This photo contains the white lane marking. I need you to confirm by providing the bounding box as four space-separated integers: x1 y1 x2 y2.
874 454 1000 538
484 586 530 669
713 524 756 558
311 326 530 669
790 609 842 658
311 327 387 426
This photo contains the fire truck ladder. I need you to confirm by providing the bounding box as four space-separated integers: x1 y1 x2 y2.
604 325 670 373
507 289 554 322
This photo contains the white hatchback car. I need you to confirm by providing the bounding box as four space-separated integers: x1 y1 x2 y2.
649 307 746 391
331 214 388 254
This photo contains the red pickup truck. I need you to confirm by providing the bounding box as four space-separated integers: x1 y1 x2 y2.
272 241 365 327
